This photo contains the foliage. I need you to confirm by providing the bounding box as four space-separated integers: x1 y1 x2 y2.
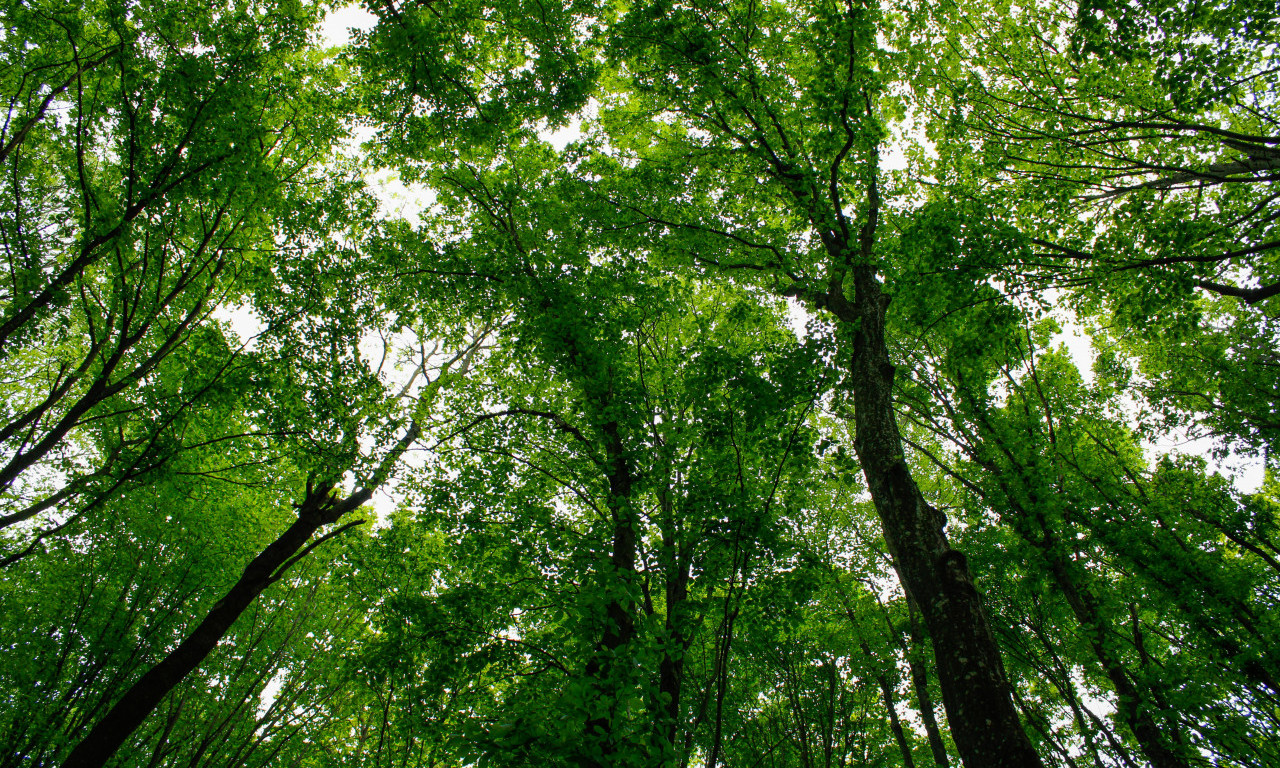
1 1 1278 767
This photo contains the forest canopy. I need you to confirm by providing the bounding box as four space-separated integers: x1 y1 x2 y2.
1 1 1278 767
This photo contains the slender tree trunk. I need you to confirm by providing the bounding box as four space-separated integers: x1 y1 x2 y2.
0 147 226 355
1023 619 1141 768
818 195 1044 767
580 420 638 768
907 602 951 768
0 258 223 501
1044 548 1191 768
704 587 742 768
656 558 689 758
1012 688 1081 768
861 641 916 768
60 481 369 768
0 49 118 167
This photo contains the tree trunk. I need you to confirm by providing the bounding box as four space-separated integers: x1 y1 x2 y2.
823 251 1043 768
60 482 370 768
907 601 951 768
1046 555 1190 768
861 640 916 768
704 589 742 768
972 410 1193 768
580 420 639 768
655 556 690 758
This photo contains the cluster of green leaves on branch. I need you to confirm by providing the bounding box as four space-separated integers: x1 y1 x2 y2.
914 0 1280 457
2 0 1279 767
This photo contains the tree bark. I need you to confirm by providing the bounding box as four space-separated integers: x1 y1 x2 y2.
655 555 690 758
580 419 639 768
60 480 370 768
816 191 1043 767
862 640 916 768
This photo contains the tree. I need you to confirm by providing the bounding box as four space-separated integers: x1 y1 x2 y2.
0 0 358 559
3 1 1279 767
397 220 823 765
576 0 1044 762
915 0 1280 459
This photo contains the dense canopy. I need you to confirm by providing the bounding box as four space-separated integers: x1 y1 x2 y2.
2 1 1278 767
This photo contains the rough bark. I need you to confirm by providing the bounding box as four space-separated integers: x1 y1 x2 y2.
814 191 1043 767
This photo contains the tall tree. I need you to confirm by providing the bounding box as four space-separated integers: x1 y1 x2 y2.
584 1 1044 763
0 0 358 558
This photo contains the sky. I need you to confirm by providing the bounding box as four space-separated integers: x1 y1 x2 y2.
318 4 378 47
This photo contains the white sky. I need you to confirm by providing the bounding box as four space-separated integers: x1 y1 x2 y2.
318 5 377 47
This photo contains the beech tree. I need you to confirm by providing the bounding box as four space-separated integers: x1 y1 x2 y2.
2 1 1278 768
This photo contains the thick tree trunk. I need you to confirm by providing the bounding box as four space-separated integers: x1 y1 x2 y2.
824 256 1044 768
60 482 370 768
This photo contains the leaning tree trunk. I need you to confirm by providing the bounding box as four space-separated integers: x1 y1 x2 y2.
964 396 1193 768
819 200 1044 768
59 420 420 768
60 481 370 768
1044 534 1191 768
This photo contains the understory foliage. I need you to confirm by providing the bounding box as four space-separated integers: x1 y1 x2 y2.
1 0 1278 767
